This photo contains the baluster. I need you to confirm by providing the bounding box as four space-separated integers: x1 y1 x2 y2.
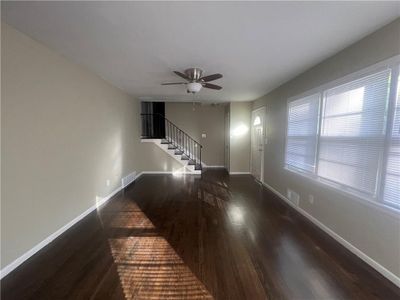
167 122 171 142
200 146 202 169
146 114 148 137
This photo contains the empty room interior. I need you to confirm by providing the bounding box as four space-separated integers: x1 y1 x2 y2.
1 1 400 299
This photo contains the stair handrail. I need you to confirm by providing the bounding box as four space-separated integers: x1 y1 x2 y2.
140 113 203 147
140 113 203 169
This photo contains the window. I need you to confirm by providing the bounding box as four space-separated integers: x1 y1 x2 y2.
318 70 390 196
383 73 400 207
285 60 400 210
285 94 320 173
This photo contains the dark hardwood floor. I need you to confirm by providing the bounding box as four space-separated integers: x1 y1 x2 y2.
2 169 400 299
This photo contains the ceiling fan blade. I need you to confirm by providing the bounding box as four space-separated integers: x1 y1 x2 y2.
202 83 222 90
173 71 190 80
200 73 223 82
161 82 186 85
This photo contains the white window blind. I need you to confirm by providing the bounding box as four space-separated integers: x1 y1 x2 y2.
285 94 320 173
317 69 391 196
383 73 400 206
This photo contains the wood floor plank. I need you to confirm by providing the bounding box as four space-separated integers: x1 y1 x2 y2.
1 169 399 299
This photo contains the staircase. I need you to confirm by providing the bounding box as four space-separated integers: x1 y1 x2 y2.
141 113 203 174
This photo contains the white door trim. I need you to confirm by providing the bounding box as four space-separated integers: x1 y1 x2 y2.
250 106 266 182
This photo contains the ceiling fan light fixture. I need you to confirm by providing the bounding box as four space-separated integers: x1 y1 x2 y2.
187 82 202 93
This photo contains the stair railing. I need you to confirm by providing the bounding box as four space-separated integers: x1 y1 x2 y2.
141 113 202 169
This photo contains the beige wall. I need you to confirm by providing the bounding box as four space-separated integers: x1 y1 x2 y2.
224 104 230 171
229 102 251 173
1 23 180 269
253 19 400 279
165 102 226 166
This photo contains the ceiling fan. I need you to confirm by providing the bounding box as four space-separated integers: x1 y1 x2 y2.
162 68 223 93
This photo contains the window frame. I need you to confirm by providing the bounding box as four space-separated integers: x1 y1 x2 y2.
284 55 400 213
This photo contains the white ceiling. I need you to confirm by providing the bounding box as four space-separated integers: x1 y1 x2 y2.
2 1 400 102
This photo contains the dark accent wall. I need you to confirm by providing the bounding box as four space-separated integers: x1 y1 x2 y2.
141 102 165 138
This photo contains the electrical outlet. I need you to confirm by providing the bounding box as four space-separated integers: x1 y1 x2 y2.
287 189 300 206
308 195 314 204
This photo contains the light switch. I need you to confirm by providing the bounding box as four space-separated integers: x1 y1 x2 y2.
202 133 207 138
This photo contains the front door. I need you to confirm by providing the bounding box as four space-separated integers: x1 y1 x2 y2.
251 107 266 182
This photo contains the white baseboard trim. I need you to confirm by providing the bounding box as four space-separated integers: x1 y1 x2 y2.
229 172 251 175
260 180 400 288
0 174 141 280
204 165 226 169
138 171 201 176
139 171 173 174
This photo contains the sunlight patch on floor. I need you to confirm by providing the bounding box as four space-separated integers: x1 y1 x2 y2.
110 211 156 229
107 202 213 299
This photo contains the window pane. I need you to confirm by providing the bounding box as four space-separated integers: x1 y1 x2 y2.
285 94 320 173
318 138 382 194
318 69 391 196
383 72 400 206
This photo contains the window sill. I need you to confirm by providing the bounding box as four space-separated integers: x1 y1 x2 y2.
284 166 400 219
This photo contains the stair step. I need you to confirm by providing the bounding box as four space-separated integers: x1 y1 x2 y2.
174 150 184 155
181 155 189 160
168 146 177 150
195 164 202 170
161 140 171 144
188 160 196 165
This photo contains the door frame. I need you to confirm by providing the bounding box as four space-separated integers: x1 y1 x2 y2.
250 106 266 183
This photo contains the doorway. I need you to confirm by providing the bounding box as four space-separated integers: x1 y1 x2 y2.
251 107 266 182
141 102 165 138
